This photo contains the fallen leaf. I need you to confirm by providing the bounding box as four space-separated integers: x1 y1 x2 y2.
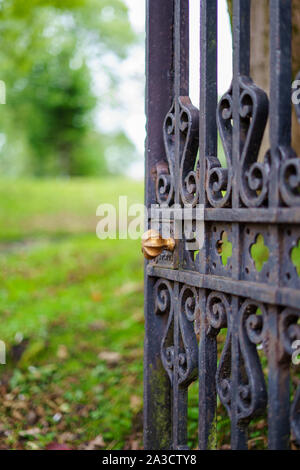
85 434 105 450
46 443 72 450
58 432 76 443
36 405 45 417
12 410 23 421
59 403 70 413
130 440 140 450
98 351 121 365
130 395 142 411
27 442 40 450
256 419 266 430
221 444 231 450
248 436 267 449
88 321 106 331
57 345 68 360
132 310 144 323
91 292 102 302
27 411 38 426
45 399 58 409
115 282 143 296
19 427 41 437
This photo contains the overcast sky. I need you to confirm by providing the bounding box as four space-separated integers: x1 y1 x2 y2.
102 0 233 178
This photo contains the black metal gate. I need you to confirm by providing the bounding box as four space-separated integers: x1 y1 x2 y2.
143 0 300 450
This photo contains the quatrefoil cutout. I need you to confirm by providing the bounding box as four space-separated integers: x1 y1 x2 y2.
216 231 232 266
250 234 270 272
291 239 300 277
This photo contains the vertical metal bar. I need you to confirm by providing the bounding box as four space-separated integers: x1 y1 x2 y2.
267 306 290 450
267 0 292 450
198 0 217 209
231 0 251 450
174 0 189 208
173 0 189 450
174 0 182 211
269 0 292 155
144 0 174 450
144 0 174 209
269 0 292 208
198 291 217 449
198 0 218 450
231 297 248 449
232 0 250 210
172 282 188 449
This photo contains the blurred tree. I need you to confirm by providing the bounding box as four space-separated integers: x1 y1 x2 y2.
0 0 137 177
227 0 300 158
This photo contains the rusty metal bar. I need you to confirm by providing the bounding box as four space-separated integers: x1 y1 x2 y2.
198 0 218 450
144 0 174 450
231 0 251 449
268 0 292 450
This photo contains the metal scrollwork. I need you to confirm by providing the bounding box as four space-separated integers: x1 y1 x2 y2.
209 295 268 423
207 292 232 415
238 300 267 422
156 101 176 206
156 96 199 207
207 290 228 335
206 86 233 208
279 146 300 207
155 280 198 387
276 69 300 207
239 76 269 208
178 97 199 207
154 279 174 381
178 285 198 385
154 278 172 316
278 308 300 362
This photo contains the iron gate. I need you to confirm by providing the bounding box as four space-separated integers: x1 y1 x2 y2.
143 0 300 450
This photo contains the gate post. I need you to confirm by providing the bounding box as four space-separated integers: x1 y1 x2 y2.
144 0 174 450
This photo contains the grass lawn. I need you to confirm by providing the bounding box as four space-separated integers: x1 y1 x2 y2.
0 178 297 450
0 178 145 450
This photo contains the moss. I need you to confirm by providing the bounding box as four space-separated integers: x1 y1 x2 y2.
147 363 172 449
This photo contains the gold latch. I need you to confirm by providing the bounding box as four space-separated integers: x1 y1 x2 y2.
142 229 175 260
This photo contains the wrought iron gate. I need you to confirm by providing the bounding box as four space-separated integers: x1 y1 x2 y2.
143 0 300 450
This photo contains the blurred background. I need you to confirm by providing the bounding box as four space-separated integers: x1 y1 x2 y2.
1 0 290 451
0 0 145 450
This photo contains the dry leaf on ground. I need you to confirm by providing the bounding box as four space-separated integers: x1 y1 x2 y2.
98 351 121 365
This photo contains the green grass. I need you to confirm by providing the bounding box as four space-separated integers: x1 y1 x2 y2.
0 178 298 450
0 178 144 450
0 178 143 241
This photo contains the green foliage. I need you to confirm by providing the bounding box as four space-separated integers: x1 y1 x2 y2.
291 240 300 276
0 0 137 177
0 178 144 449
218 231 232 266
251 234 270 272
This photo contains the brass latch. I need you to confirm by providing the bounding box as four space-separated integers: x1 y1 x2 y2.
142 229 175 260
